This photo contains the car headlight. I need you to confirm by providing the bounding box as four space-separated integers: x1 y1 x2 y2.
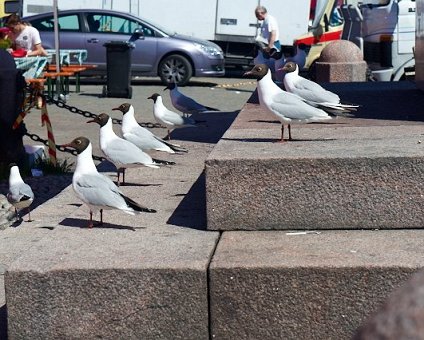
194 43 223 56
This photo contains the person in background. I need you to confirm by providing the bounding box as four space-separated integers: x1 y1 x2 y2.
253 6 282 73
4 13 47 57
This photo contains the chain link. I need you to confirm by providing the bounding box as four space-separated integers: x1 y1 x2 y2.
45 94 164 128
25 133 106 161
22 94 164 162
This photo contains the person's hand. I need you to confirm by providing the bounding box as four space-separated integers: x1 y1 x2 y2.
6 48 13 54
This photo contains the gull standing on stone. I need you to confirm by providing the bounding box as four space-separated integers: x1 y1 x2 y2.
244 64 335 142
65 137 156 228
165 82 219 116
7 164 34 222
87 113 174 185
112 103 188 154
281 61 359 114
148 93 200 140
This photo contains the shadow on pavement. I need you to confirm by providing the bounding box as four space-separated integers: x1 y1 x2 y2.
59 217 143 231
168 110 239 144
0 305 6 340
323 81 424 122
0 174 72 219
167 171 206 230
167 106 241 230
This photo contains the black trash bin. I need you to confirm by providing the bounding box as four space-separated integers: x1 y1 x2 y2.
102 41 134 99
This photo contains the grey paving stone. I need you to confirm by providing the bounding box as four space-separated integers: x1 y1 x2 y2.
206 82 424 230
209 230 424 340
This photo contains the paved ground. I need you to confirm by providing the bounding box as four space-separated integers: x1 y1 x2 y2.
0 74 256 339
23 75 257 167
3 75 424 339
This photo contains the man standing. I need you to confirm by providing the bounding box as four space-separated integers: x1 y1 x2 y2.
254 5 282 69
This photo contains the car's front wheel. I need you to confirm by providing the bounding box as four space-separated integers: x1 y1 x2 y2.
158 54 193 86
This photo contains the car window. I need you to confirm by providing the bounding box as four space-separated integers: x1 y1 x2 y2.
86 13 155 37
31 14 80 32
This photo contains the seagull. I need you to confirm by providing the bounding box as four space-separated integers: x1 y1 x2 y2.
286 43 307 69
281 61 359 114
148 93 201 140
275 43 307 83
7 163 34 222
244 64 335 142
87 113 174 185
164 82 219 116
112 103 188 154
64 137 156 228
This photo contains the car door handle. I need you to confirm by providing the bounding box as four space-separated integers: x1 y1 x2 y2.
87 38 99 43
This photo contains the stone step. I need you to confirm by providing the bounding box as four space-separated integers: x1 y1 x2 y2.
5 223 218 339
1 135 221 339
4 82 424 339
209 229 424 339
206 82 424 230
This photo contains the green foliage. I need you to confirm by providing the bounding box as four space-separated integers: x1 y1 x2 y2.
33 158 74 175
0 157 73 181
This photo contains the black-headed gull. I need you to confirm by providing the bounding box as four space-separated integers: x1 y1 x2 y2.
112 103 188 153
148 93 200 140
275 43 307 82
164 82 219 116
7 164 34 222
286 43 307 69
244 64 335 142
281 61 359 114
87 113 174 185
64 137 156 228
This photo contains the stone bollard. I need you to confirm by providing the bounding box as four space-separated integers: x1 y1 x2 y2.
315 40 367 82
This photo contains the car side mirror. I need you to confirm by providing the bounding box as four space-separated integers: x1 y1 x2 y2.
128 28 144 42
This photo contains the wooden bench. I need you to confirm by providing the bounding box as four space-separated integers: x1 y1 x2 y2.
43 71 75 97
46 64 98 92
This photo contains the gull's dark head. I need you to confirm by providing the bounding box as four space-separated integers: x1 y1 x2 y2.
148 93 160 103
87 113 110 127
243 64 269 80
64 136 90 155
281 61 297 74
112 103 131 114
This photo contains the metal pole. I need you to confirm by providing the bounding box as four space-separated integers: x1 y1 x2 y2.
53 0 61 99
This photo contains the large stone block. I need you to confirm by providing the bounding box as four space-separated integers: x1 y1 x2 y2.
315 61 367 82
6 228 218 339
205 85 424 230
209 230 424 339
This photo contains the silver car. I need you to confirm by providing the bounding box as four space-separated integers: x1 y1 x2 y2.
24 9 225 85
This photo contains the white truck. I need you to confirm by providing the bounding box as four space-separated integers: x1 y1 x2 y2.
21 0 312 68
343 0 416 81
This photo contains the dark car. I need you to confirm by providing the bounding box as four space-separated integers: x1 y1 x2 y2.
24 9 225 85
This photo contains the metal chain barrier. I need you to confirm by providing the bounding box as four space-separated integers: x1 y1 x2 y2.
20 92 165 162
25 131 106 162
45 94 164 128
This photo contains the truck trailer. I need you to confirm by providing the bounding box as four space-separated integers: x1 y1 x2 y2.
19 0 317 68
